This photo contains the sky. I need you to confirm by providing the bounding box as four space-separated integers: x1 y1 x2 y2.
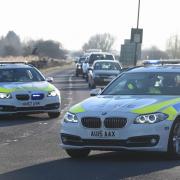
0 0 180 51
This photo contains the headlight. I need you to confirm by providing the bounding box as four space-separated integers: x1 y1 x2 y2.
77 65 81 69
0 93 12 99
64 112 78 123
134 113 168 124
47 90 58 97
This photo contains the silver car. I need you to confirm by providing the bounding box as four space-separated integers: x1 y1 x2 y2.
88 60 122 89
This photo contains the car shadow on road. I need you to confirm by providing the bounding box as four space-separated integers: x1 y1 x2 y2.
54 80 86 84
0 151 180 180
60 87 89 91
0 115 51 127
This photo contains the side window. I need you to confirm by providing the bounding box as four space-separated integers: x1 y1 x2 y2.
175 75 180 87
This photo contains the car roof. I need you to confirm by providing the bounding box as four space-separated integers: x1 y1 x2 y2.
94 60 119 63
89 52 114 56
126 65 180 73
0 63 32 69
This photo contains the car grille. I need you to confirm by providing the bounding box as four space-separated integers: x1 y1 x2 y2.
81 117 127 129
104 117 127 128
16 94 30 101
81 117 101 128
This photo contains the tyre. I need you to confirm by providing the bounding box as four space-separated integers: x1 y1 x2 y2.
85 76 88 82
65 149 90 158
88 80 96 89
48 112 61 118
168 120 180 159
76 71 79 77
90 81 96 89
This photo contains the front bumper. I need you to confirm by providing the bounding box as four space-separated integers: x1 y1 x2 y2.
0 96 61 114
60 113 173 152
94 77 114 86
0 103 60 114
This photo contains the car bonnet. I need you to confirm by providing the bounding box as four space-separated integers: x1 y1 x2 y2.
0 81 55 93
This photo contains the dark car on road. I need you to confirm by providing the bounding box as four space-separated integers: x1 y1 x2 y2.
88 60 122 88
75 56 86 76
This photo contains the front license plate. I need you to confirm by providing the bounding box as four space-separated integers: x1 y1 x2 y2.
22 101 40 107
90 130 116 138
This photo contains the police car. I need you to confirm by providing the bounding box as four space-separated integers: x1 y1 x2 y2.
0 62 61 118
60 61 180 158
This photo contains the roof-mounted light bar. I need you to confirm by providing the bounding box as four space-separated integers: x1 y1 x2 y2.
0 61 28 65
143 59 180 66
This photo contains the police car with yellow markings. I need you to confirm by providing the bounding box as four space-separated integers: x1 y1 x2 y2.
61 61 180 158
0 62 61 118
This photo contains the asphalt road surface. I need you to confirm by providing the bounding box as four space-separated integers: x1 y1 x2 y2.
0 67 180 180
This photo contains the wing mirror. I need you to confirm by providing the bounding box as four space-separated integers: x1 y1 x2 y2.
46 77 54 82
90 88 102 96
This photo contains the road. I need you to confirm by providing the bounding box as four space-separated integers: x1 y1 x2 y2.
0 67 180 180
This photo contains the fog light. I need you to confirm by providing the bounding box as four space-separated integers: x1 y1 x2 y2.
150 138 157 145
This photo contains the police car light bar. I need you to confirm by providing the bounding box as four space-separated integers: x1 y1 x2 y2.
0 61 28 65
143 59 180 66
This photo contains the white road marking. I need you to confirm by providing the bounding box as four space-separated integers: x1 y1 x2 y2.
0 143 9 147
66 97 73 100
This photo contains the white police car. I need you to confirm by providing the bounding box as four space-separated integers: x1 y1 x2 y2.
0 62 61 118
61 64 180 158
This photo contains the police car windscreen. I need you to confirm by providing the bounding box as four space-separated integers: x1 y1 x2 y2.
79 58 85 63
0 68 45 82
102 72 180 95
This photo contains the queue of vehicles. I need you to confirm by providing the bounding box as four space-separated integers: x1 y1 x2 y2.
75 51 122 89
2 58 180 160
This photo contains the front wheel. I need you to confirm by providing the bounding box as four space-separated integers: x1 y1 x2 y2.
48 112 61 118
89 82 96 89
65 149 90 158
168 121 180 159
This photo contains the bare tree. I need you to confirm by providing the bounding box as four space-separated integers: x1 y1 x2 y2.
0 31 23 56
82 33 115 52
166 34 180 59
141 46 169 60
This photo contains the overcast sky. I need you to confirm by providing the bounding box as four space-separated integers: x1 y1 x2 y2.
0 0 180 51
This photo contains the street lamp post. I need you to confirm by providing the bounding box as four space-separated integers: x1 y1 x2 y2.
137 0 141 29
133 0 141 66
